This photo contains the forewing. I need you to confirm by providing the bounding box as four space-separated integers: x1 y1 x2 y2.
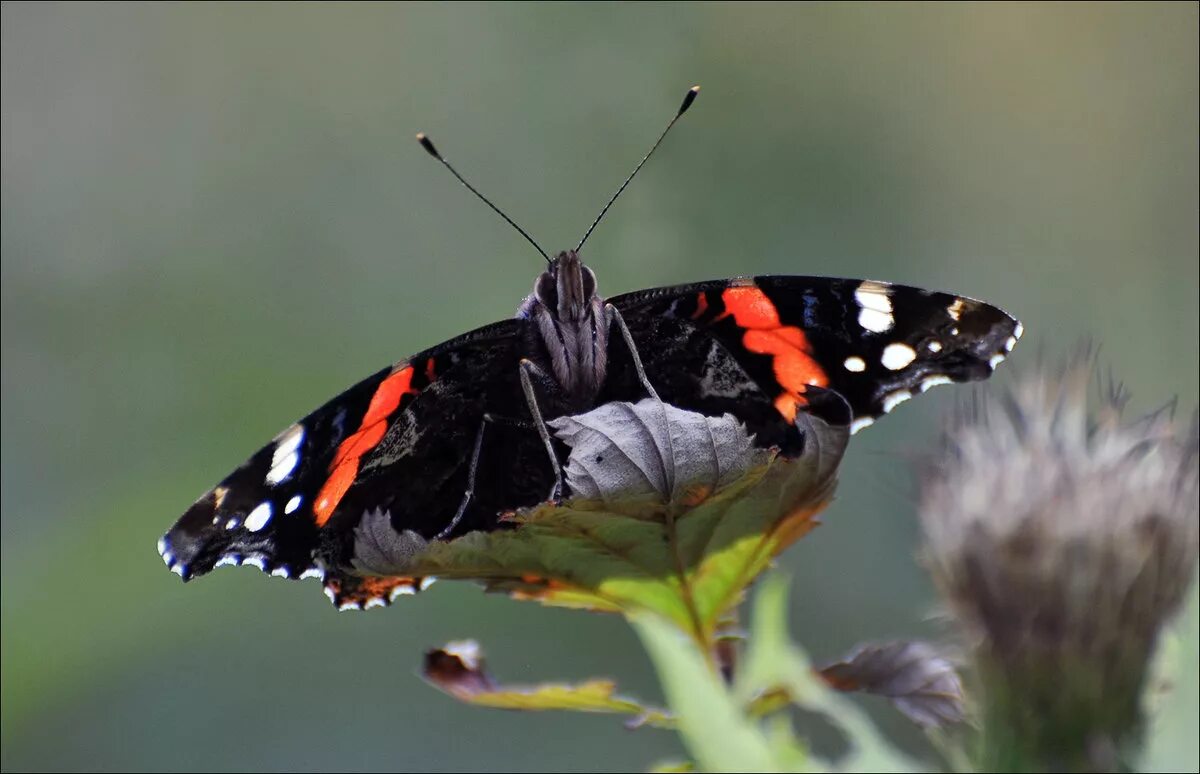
607 275 1020 449
158 319 543 594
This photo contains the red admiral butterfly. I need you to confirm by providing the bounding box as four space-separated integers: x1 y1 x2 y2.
159 87 1021 608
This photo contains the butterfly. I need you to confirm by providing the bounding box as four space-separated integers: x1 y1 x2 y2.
159 86 1021 609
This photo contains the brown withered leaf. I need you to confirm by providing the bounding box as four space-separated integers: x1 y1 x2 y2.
818 640 965 728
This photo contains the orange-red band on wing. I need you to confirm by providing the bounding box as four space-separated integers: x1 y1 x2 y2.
773 394 801 423
331 421 387 467
719 287 828 422
718 286 783 328
314 460 358 527
314 365 420 527
361 367 417 427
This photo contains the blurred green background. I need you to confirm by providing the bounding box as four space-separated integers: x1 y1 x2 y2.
2 3 1197 771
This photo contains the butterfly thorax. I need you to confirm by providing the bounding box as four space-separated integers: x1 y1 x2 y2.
517 250 609 409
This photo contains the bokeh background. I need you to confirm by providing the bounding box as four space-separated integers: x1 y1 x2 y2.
3 3 1197 771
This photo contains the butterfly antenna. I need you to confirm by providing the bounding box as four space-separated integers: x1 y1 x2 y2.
416 133 552 265
575 85 699 253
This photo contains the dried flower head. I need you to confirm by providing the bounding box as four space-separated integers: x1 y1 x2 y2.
919 354 1198 771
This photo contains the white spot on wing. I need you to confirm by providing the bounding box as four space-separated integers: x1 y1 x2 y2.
858 308 894 334
276 423 305 453
271 566 292 578
225 517 240 530
390 584 417 599
243 555 267 571
849 416 875 435
855 281 894 333
266 425 305 486
266 451 299 486
419 577 438 591
215 555 240 568
989 353 1006 369
947 298 965 321
300 567 325 581
245 502 273 532
843 356 866 372
284 495 303 514
927 341 942 353
364 597 388 610
1003 323 1023 355
880 343 917 370
920 375 954 392
170 563 186 577
157 537 167 557
882 390 913 413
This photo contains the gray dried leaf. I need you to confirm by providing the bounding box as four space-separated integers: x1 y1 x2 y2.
548 398 769 505
819 640 965 728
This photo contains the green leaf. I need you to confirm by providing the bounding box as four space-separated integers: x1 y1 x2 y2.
631 612 783 773
355 400 850 646
735 573 813 705
421 639 671 726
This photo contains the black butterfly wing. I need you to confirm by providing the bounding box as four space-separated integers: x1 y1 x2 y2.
162 273 1020 608
606 275 1021 453
159 318 558 607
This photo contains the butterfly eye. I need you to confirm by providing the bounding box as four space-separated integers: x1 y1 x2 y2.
582 266 598 299
534 271 558 309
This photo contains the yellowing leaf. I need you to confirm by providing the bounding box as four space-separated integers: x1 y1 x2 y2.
421 639 671 726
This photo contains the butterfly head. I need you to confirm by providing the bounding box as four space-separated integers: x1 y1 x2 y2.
534 250 599 323
520 250 609 407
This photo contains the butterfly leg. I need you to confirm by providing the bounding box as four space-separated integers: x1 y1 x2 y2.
435 416 490 540
519 358 565 501
605 303 661 401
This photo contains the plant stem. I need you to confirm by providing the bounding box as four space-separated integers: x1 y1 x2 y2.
664 506 715 668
